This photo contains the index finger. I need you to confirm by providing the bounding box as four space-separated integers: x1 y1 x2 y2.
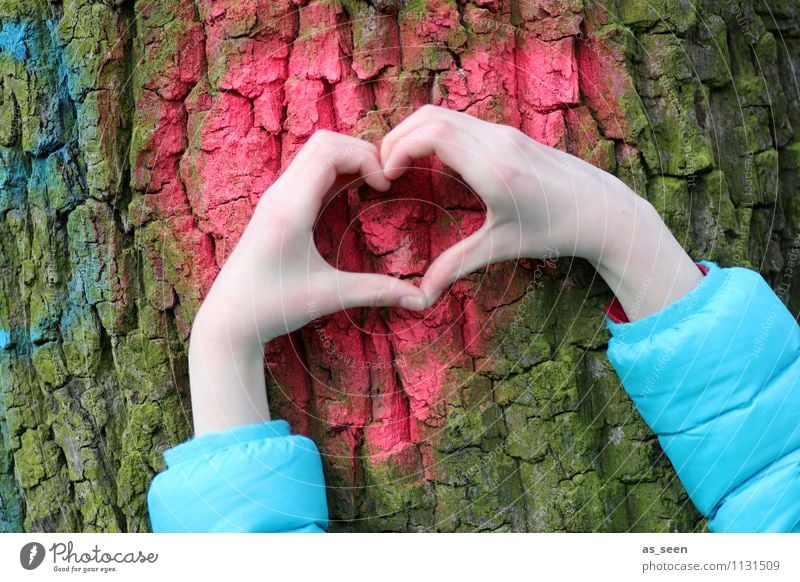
263 131 391 228
379 119 507 205
379 105 483 178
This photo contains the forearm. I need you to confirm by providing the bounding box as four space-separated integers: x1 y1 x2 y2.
188 309 271 437
586 188 703 322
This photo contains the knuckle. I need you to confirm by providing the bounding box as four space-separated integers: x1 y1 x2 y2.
308 130 338 151
420 104 449 122
493 123 524 148
503 124 525 143
484 149 523 185
487 127 528 181
495 158 524 184
372 288 385 307
307 130 323 146
427 119 452 140
310 129 333 141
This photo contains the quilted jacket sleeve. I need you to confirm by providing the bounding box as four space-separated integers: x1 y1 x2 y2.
147 419 329 533
605 260 800 532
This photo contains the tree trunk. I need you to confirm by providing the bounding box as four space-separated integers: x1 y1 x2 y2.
1 0 799 532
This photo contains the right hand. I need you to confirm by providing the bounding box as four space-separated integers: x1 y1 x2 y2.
379 105 645 306
195 130 428 353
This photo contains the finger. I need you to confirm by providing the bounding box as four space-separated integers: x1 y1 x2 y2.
304 132 391 193
268 132 391 224
380 105 478 170
418 223 500 304
318 271 429 313
322 169 385 207
380 122 484 184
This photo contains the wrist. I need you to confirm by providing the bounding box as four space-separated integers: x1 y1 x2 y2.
560 170 645 267
191 298 269 360
586 191 659 273
188 307 271 437
586 192 703 322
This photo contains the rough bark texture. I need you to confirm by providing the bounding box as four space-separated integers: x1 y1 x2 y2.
1 0 799 532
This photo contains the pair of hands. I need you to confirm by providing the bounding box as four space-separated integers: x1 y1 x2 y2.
193 105 642 352
188 105 702 436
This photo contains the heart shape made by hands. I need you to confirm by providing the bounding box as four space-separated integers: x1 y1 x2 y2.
312 157 489 306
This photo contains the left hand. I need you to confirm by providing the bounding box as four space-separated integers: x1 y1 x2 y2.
192 130 428 354
379 105 701 319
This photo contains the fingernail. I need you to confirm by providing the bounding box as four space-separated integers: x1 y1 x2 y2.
399 295 426 311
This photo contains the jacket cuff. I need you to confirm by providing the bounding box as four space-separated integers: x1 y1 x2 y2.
604 262 709 325
163 419 292 467
148 419 329 533
604 260 720 341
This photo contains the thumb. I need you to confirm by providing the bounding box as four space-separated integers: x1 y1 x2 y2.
419 224 497 304
330 271 429 312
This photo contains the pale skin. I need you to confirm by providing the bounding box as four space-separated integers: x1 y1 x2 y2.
189 105 703 437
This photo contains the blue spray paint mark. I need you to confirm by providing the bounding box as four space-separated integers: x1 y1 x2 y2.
0 19 58 74
0 329 10 351
0 21 29 62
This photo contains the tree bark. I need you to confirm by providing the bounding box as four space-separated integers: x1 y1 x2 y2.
1 0 799 532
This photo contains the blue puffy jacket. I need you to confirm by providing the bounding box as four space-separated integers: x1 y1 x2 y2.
147 418 328 532
147 260 800 532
